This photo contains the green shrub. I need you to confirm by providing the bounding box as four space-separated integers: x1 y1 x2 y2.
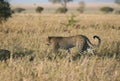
67 14 78 26
0 0 12 21
13 8 26 13
56 7 68 13
36 6 44 13
61 14 78 26
77 1 85 13
77 7 85 13
100 7 114 13
115 0 120 5
115 10 120 14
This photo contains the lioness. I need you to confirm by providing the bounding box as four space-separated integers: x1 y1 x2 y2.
46 35 101 54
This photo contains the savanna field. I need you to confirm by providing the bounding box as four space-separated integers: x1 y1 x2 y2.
0 13 120 81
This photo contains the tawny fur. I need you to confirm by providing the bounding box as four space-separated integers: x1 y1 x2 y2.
46 35 101 53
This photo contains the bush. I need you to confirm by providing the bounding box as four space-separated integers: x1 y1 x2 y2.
115 10 120 14
36 6 44 13
66 14 78 26
77 1 85 13
77 7 85 13
56 7 68 13
100 7 114 13
13 8 26 13
115 0 120 5
0 0 12 22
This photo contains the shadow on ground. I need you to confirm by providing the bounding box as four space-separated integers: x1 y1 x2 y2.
0 49 34 62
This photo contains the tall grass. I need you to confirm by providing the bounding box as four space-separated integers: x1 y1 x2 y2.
0 13 120 81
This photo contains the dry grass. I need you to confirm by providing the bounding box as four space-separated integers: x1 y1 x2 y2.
0 13 120 81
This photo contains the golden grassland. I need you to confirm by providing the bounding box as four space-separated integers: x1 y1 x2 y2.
0 13 120 81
